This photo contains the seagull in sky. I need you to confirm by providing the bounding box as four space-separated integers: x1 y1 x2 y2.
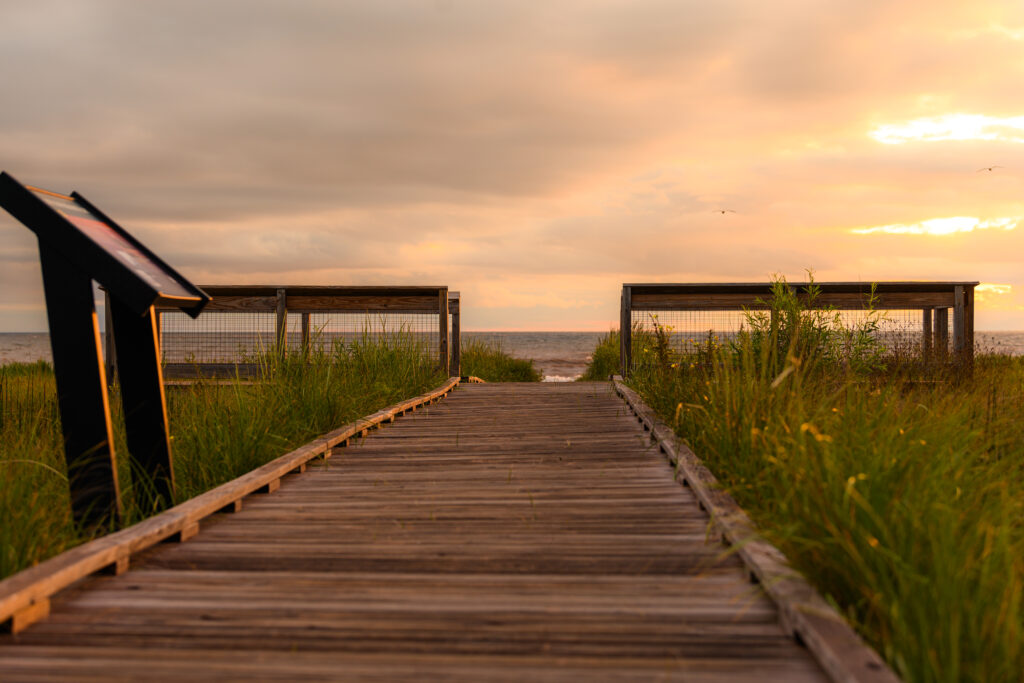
714 209 736 214
977 166 1003 172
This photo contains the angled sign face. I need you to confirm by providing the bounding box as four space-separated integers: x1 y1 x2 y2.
0 172 209 317
31 187 197 299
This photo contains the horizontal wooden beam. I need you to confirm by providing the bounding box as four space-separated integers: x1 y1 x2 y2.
159 293 444 313
286 295 440 312
631 290 958 311
196 285 446 298
626 281 978 295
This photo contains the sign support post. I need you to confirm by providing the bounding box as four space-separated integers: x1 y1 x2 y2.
39 244 122 527
108 298 175 511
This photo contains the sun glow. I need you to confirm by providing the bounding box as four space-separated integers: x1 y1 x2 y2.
975 284 1016 308
869 114 1024 144
852 216 1018 235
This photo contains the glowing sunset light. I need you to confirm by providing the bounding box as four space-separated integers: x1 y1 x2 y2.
976 283 1012 295
852 216 1018 236
869 114 1024 144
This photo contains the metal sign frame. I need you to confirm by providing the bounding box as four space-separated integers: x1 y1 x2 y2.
0 171 210 527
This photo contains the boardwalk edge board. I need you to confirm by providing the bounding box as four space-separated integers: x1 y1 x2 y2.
611 377 900 683
0 376 462 633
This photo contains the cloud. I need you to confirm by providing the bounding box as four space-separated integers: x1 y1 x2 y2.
3 1 1024 331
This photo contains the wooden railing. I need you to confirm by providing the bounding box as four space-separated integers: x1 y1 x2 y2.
106 286 461 379
620 281 977 374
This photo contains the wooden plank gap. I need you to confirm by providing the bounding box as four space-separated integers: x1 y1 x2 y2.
218 499 243 514
98 556 129 575
257 479 280 494
2 597 49 634
165 522 199 543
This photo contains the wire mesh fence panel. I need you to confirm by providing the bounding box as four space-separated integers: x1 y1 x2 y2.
630 309 749 357
159 311 441 365
305 312 439 360
629 307 950 368
159 311 278 363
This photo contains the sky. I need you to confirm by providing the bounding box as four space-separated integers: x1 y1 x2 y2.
2 0 1024 331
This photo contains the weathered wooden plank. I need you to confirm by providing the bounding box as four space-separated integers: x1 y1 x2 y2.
0 381 842 682
198 295 277 312
0 377 460 628
286 294 440 311
0 646 830 682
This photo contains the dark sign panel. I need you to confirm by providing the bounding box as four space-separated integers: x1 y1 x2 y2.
29 187 197 300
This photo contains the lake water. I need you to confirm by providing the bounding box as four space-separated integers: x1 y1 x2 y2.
2 331 1023 381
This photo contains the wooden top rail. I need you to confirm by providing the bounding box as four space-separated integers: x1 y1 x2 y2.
152 285 450 313
0 376 461 632
625 282 979 311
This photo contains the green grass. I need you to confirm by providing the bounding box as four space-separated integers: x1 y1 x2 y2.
0 332 445 579
460 338 542 382
619 278 1024 683
578 330 620 380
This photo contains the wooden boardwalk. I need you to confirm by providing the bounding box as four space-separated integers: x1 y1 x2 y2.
1 382 828 681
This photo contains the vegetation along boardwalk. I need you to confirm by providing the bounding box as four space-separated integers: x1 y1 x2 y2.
2 382 872 681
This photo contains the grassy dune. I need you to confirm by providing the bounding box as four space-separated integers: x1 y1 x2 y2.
0 333 445 579
459 338 542 382
593 280 1024 682
578 330 620 381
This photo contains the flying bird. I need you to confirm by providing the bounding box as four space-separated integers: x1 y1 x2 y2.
977 166 1003 172
714 209 736 214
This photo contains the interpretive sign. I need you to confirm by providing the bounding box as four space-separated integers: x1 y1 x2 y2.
0 171 209 526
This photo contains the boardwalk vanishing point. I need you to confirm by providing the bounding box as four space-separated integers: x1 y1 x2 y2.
0 381 895 681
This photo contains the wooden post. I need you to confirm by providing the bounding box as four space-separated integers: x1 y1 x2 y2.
39 243 121 528
301 312 310 356
438 288 450 373
276 288 287 355
922 308 933 359
449 292 461 378
953 285 965 361
620 286 632 376
103 289 117 384
965 284 975 369
108 297 175 511
934 307 948 358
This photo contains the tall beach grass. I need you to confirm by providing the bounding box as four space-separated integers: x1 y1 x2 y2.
460 338 542 382
578 330 620 381
1 331 445 579
617 277 1023 682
